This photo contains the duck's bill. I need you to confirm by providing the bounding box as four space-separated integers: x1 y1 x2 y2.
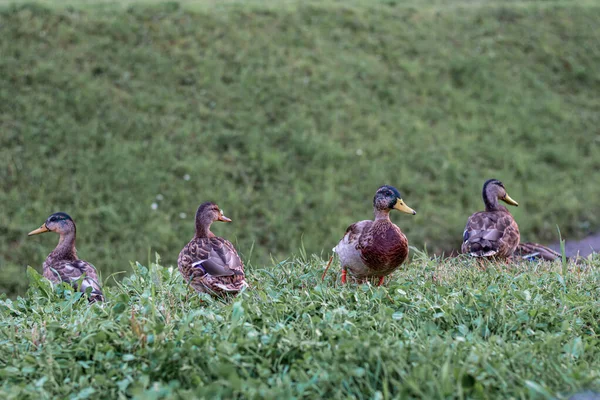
502 194 519 206
28 224 49 236
394 199 417 215
218 215 232 222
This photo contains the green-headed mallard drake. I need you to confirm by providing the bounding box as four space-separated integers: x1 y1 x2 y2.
461 179 520 259
178 202 248 295
322 185 416 285
28 212 104 302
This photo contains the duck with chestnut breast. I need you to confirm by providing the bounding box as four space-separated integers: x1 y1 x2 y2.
28 212 104 302
178 202 248 295
461 179 520 259
321 185 417 285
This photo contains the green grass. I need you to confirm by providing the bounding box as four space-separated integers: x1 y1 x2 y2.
1 254 600 398
2 1 599 397
1 0 600 299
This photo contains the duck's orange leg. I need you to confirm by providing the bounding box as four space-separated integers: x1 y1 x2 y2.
321 255 334 281
341 268 347 284
377 276 385 286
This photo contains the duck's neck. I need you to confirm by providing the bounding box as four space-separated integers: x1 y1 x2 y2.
50 231 78 261
374 209 392 222
483 194 508 212
195 219 215 239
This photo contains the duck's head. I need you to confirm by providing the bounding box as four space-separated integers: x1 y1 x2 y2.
373 185 416 215
196 202 231 225
482 179 519 209
195 202 231 237
28 212 75 236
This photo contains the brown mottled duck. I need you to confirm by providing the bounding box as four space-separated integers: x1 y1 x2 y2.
461 179 520 260
28 212 104 302
178 202 248 295
322 185 416 285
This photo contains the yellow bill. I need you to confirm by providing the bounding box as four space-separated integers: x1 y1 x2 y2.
393 199 417 215
502 194 519 206
28 224 49 236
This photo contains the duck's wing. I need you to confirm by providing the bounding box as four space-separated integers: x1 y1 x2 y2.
48 260 104 302
181 238 244 278
195 239 245 277
334 220 372 251
333 220 372 272
461 211 519 258
178 237 247 294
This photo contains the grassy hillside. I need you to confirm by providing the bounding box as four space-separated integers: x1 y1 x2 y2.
1 0 600 295
1 255 600 398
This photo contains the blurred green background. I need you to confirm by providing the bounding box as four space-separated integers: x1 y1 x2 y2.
1 0 599 296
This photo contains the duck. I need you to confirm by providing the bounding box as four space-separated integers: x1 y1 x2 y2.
461 179 520 259
28 212 104 302
321 185 416 285
178 202 248 295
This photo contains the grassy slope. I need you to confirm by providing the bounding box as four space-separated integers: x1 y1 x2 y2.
1 255 600 398
1 0 600 297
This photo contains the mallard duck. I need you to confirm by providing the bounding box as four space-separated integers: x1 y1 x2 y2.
28 212 104 302
461 179 520 259
178 202 248 295
321 185 416 285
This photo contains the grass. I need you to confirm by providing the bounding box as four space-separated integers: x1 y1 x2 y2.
0 0 600 399
1 0 599 296
1 254 600 398
2 1 599 397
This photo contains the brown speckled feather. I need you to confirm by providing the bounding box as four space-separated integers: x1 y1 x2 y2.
43 257 104 302
461 210 520 259
178 237 247 295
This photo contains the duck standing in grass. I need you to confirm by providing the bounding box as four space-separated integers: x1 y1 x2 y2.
322 185 417 285
461 179 520 260
178 202 248 295
28 212 104 302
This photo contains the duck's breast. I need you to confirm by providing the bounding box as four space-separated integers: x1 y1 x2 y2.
361 223 408 275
